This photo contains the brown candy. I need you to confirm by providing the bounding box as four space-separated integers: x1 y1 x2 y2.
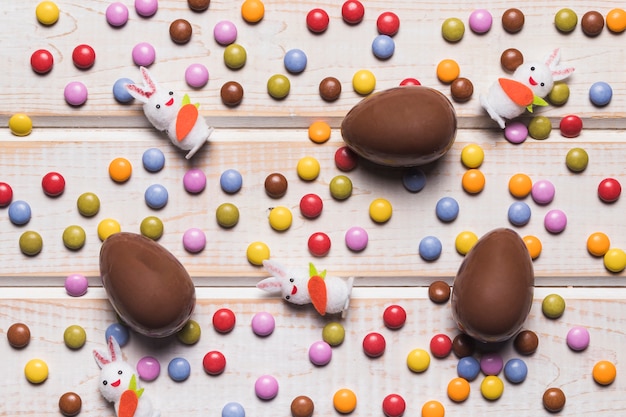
59 392 82 417
319 76 342 101
265 173 288 198
7 322 30 348
221 81 244 106
170 19 193 44
450 77 473 102
452 333 475 358
428 280 451 303
501 8 525 33
188 0 210 11
500 48 524 72
291 395 314 417
513 329 539 355
581 11 604 37
543 387 566 412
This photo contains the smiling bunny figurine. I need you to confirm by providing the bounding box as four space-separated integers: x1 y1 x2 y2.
93 336 160 417
258 260 354 318
480 48 575 129
126 66 213 159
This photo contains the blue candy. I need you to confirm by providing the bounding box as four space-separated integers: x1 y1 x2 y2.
508 201 531 226
589 81 612 107
105 323 130 347
222 402 246 417
457 356 480 381
8 200 31 225
372 34 395 59
142 148 166 172
113 78 135 103
145 184 169 209
436 196 459 222
504 358 528 384
419 235 442 261
283 49 307 74
220 169 243 194
168 357 191 382
402 168 426 192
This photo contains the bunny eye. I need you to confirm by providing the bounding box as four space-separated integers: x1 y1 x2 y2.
169 91 174 96
540 82 545 87
102 380 108 386
289 278 294 283
530 66 535 71
285 295 290 300
118 370 123 375
155 104 161 109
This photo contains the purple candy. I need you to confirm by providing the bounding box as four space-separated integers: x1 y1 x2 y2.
345 226 368 251
183 168 207 193
504 121 528 144
480 352 504 375
137 356 161 381
544 209 567 233
255 374 279 400
65 273 88 296
183 227 206 253
251 311 275 337
135 0 158 17
469 9 493 33
214 20 238 45
64 81 88 106
531 179 555 205
106 2 129 27
309 340 332 366
185 63 209 88
132 42 156 66
566 326 590 351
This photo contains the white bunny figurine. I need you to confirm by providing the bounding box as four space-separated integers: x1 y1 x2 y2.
126 66 213 159
258 260 354 318
93 336 160 417
480 48 575 129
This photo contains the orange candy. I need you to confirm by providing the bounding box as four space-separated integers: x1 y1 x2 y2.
308 121 331 144
108 157 132 183
447 377 470 402
421 400 445 417
508 173 532 198
462 169 485 194
606 8 626 33
523 235 542 260
587 232 610 257
333 388 357 413
592 360 616 385
436 59 460 83
241 0 265 23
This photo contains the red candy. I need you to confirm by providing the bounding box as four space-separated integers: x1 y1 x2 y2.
306 8 330 33
383 304 406 329
382 393 406 417
202 350 226 375
342 0 365 24
400 78 421 86
300 193 323 218
42 172 65 197
30 49 54 74
429 333 453 358
362 332 386 357
598 178 621 203
72 44 96 69
559 114 583 138
334 146 358 171
377 11 400 36
212 308 236 333
0 182 13 207
308 232 331 257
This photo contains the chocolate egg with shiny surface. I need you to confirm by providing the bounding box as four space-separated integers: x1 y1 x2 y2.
100 232 195 338
451 228 534 343
341 86 457 167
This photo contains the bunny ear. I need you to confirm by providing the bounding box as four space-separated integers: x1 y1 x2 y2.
139 66 157 93
552 66 575 81
93 348 110 369
544 48 561 69
262 259 288 279
125 83 152 103
256 277 283 293
107 336 122 362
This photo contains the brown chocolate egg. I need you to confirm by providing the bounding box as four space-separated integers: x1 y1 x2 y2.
99 232 196 338
451 228 534 343
340 86 457 167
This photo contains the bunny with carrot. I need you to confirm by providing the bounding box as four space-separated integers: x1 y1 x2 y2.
93 336 160 417
126 67 213 159
480 48 575 129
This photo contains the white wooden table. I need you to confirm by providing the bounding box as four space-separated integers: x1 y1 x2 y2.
2 1 626 416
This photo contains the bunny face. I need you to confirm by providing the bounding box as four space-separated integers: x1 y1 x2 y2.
258 260 312 305
142 89 181 131
512 62 554 98
98 361 136 402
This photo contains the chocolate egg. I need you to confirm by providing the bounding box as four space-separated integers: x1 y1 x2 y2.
451 228 534 343
341 86 457 167
99 232 195 338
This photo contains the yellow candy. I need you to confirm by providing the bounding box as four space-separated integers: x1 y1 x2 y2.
603 248 626 272
455 231 478 255
241 0 265 23
369 198 392 223
333 388 357 413
480 375 504 400
352 69 376 95
436 59 460 83
460 143 484 168
297 156 320 181
247 241 270 265
8 113 33 136
268 206 292 231
98 218 121 241
24 358 49 384
36 1 59 25
406 348 430 373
